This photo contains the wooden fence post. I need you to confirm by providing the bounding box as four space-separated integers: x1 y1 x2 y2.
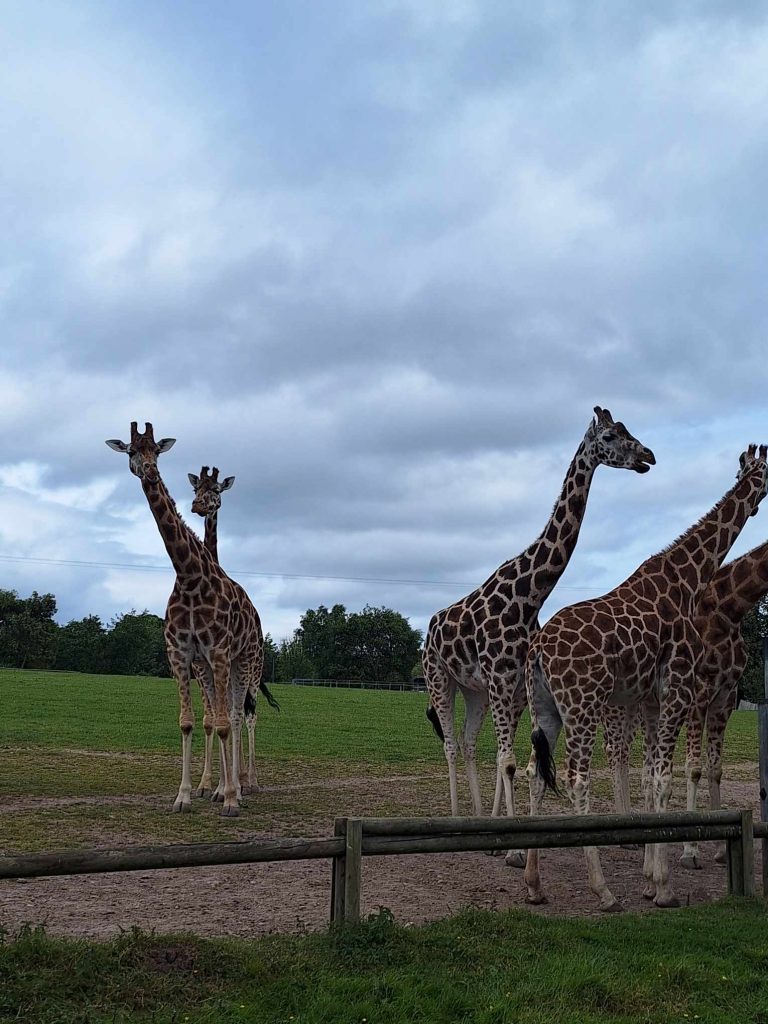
331 817 347 924
740 809 755 898
343 819 363 924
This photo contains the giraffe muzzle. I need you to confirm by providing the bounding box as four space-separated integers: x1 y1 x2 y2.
634 448 656 473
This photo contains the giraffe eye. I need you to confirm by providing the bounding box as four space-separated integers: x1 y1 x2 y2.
603 432 616 442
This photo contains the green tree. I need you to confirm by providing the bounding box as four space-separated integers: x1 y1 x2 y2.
294 604 349 678
55 615 108 674
739 598 768 702
105 610 169 677
281 603 423 682
262 632 279 683
344 605 423 681
0 589 58 669
276 637 315 681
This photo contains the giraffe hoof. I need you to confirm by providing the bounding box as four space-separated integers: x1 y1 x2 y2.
210 791 225 803
195 787 212 799
525 892 548 906
680 854 701 871
653 895 681 909
505 850 526 869
601 899 623 914
714 848 727 865
642 884 656 900
221 805 240 818
172 800 192 814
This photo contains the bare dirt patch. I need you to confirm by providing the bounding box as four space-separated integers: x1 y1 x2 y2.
0 772 761 940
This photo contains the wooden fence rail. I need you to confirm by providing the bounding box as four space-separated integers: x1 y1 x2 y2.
0 810 758 926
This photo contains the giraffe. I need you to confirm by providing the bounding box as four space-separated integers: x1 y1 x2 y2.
188 465 279 798
106 422 264 816
423 406 656 866
524 445 768 910
603 537 768 869
677 541 768 868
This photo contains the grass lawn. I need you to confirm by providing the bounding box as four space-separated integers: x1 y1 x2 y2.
1 901 767 1024
0 668 761 852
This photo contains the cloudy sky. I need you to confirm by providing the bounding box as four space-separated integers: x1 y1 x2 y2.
1 1 767 642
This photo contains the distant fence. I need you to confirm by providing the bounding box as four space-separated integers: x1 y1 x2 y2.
0 809 757 925
285 677 427 692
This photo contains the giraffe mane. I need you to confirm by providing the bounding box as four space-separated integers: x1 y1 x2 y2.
654 472 756 559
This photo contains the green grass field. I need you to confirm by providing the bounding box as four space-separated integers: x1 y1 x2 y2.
0 668 760 852
1 902 767 1024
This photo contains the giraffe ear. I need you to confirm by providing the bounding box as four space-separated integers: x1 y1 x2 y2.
188 473 200 489
157 438 176 453
105 439 129 452
219 476 235 492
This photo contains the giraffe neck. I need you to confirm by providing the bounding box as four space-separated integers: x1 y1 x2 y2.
204 510 219 563
141 475 208 579
658 470 765 604
710 542 768 623
497 439 597 606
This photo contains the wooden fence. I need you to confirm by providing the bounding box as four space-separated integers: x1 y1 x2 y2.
0 809 758 926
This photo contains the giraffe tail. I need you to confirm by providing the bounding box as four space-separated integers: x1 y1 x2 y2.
259 680 281 713
426 704 444 741
531 727 560 796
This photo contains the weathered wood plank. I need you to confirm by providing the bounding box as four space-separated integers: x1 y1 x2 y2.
0 836 344 881
362 825 738 857
359 810 741 836
740 809 755 898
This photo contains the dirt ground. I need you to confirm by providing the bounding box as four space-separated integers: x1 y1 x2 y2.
0 777 761 939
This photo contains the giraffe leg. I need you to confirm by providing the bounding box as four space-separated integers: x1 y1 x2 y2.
485 667 527 867
194 671 215 798
680 700 706 870
245 707 258 792
641 702 659 899
210 650 237 816
707 691 735 865
568 718 621 912
425 661 461 814
168 652 194 814
523 700 562 903
460 687 489 816
651 691 690 908
604 704 639 849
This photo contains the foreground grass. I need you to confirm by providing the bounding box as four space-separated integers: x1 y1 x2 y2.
1 901 766 1024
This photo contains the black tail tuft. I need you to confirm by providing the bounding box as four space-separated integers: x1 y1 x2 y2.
426 704 444 742
244 689 256 718
260 680 281 712
531 727 559 796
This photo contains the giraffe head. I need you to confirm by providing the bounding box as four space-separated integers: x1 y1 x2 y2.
737 443 768 516
188 465 235 518
586 406 656 473
105 421 176 484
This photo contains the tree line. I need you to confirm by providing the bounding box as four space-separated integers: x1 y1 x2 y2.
0 590 424 683
2 585 766 700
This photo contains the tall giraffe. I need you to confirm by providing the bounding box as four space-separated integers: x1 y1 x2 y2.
188 465 279 798
679 541 768 868
106 422 264 816
524 445 768 910
423 407 655 856
603 533 768 869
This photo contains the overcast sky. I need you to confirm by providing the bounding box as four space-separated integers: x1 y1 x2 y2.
1 1 767 642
